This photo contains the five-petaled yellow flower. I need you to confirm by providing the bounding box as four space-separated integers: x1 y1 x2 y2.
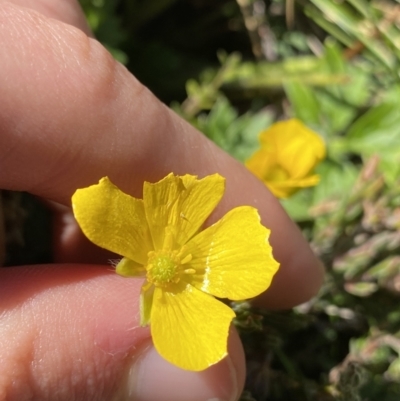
72 173 279 371
246 119 326 198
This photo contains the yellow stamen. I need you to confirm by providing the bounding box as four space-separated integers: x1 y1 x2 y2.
181 254 193 264
183 268 196 275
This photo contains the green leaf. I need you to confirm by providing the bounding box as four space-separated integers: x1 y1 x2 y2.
197 96 273 162
281 190 314 222
305 6 354 47
343 102 400 183
386 358 400 382
347 103 400 140
310 0 395 69
228 112 273 162
312 161 358 206
344 282 378 297
284 80 320 126
199 96 237 146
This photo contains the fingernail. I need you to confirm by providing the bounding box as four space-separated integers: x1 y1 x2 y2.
119 340 239 401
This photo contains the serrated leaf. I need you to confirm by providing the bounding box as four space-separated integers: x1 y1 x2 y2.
312 161 358 206
344 103 400 183
284 80 320 126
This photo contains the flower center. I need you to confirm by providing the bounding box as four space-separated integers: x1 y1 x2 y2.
146 250 194 288
146 250 181 287
264 165 290 182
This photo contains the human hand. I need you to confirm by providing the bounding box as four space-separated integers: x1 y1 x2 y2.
0 1 324 400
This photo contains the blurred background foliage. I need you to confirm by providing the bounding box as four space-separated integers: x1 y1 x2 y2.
3 0 400 399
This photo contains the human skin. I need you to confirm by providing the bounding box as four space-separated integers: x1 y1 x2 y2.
0 1 324 400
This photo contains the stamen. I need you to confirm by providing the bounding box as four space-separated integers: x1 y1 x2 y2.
146 247 194 288
181 254 193 264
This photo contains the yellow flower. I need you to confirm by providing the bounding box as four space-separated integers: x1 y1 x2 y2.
72 173 279 371
246 119 326 198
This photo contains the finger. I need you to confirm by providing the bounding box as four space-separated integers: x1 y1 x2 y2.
0 3 323 308
3 0 92 34
0 264 245 401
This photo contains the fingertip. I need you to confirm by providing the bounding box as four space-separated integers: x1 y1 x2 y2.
256 249 325 309
120 327 245 401
8 0 92 35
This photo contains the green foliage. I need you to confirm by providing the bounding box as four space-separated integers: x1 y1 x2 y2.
304 0 400 74
196 96 273 162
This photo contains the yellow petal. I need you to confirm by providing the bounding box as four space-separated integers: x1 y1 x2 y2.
245 147 278 181
151 283 235 371
259 119 325 178
115 257 145 278
143 173 225 250
246 119 325 198
72 177 153 264
265 184 295 199
266 174 321 199
185 206 279 300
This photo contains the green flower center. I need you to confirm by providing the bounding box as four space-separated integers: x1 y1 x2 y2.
146 250 194 288
264 165 290 182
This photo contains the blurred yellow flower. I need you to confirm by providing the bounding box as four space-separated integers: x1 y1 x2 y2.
72 173 279 371
246 119 326 198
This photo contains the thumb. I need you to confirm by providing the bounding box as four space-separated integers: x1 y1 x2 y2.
0 264 244 401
